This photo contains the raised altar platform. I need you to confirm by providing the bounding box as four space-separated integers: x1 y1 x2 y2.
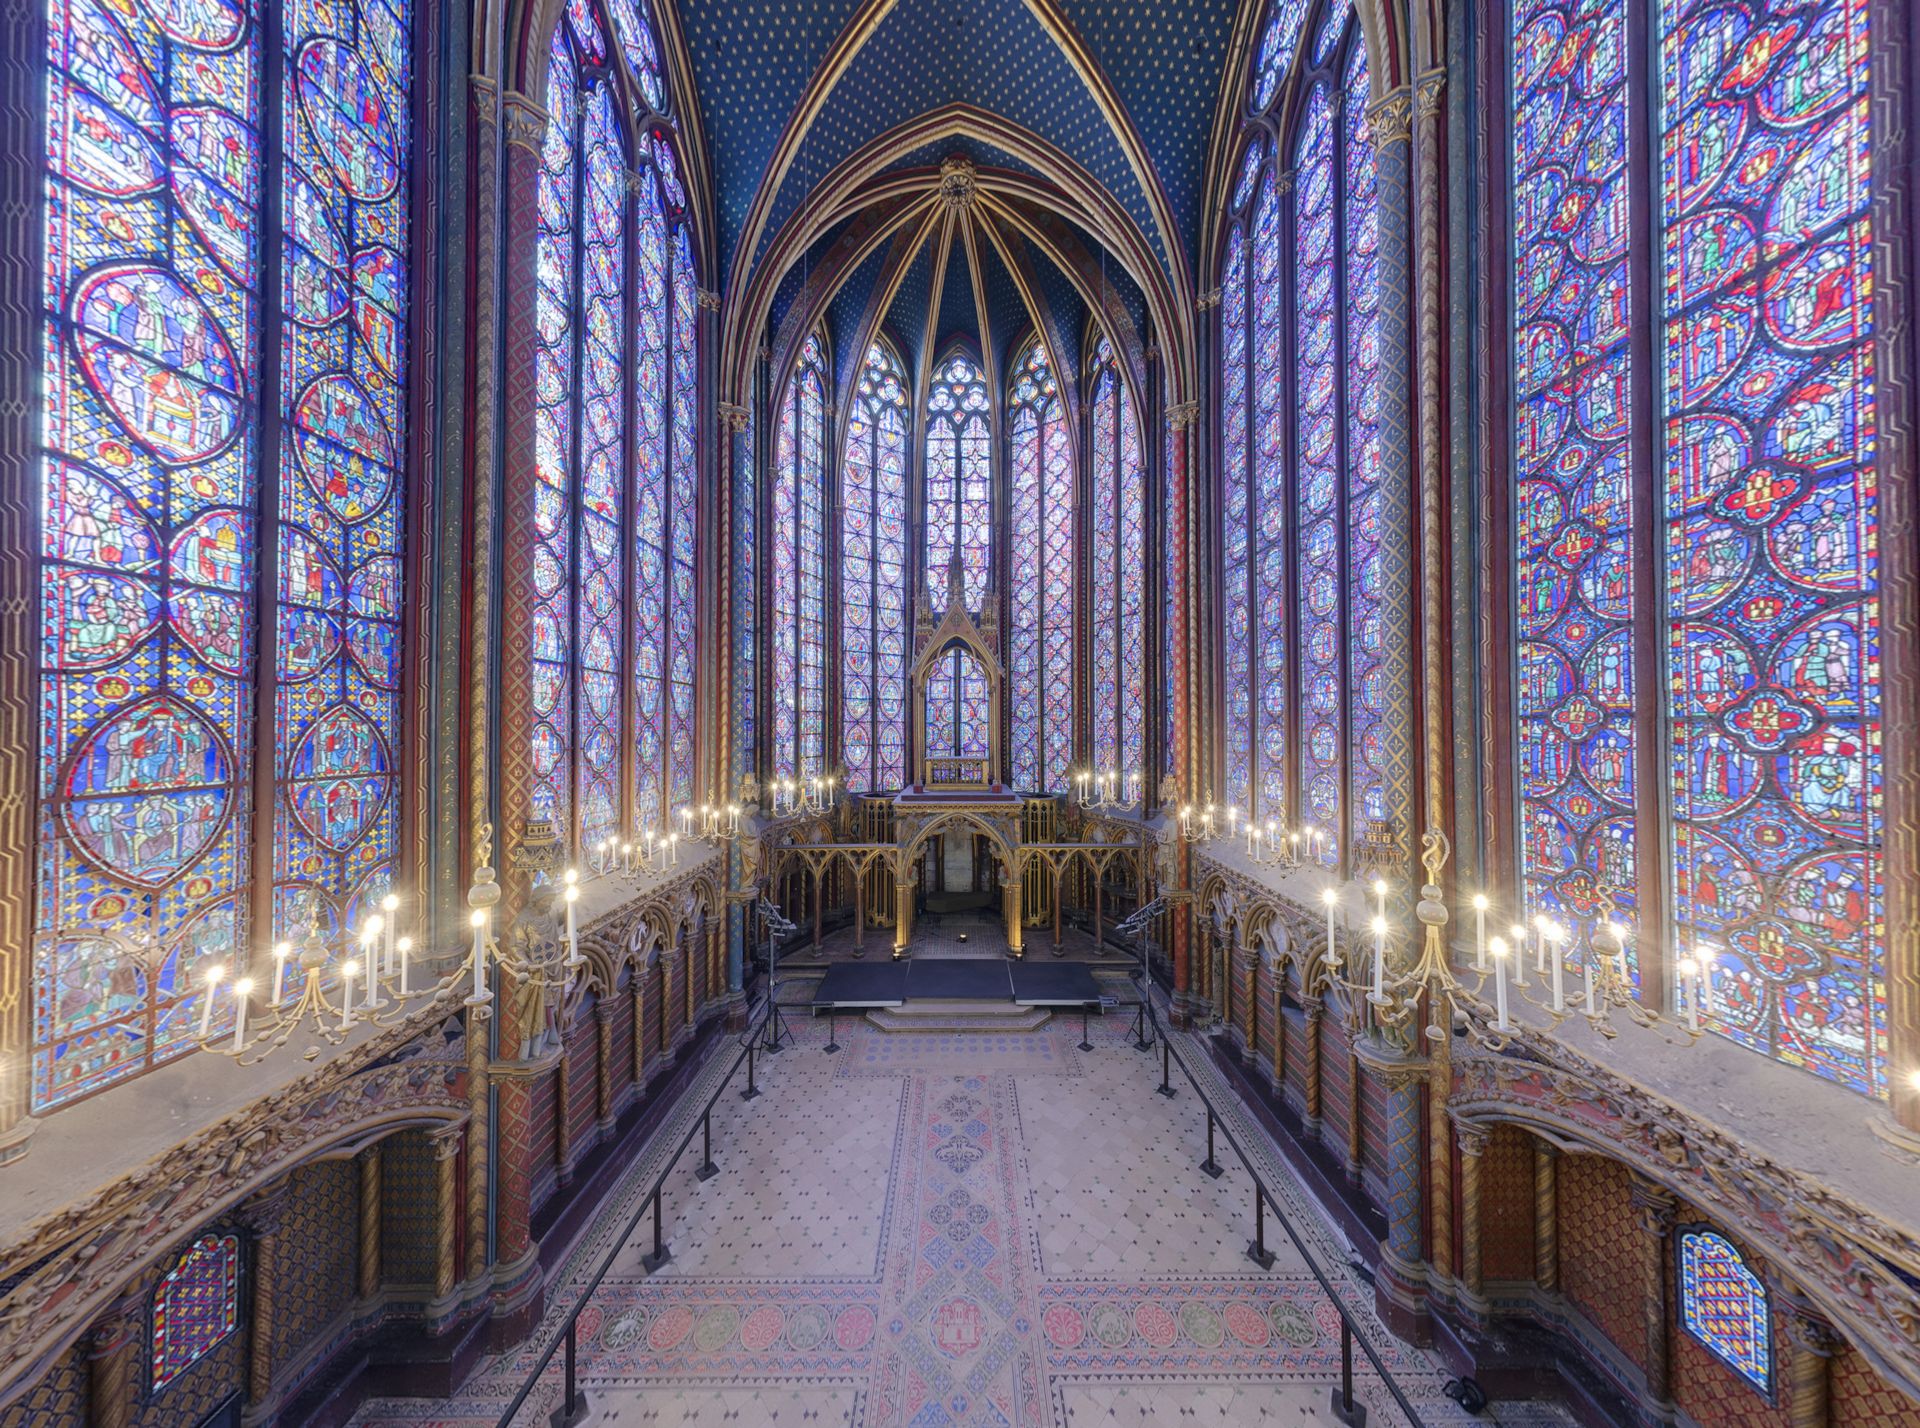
812 957 1101 1009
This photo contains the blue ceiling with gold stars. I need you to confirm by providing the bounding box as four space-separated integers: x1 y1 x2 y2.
675 0 1236 296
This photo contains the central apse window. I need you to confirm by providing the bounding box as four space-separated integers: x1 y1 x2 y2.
923 351 992 760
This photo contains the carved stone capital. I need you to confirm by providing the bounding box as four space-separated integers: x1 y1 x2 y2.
428 1123 466 1162
1778 1292 1845 1358
1416 68 1446 121
1166 400 1200 430
696 287 721 312
1368 86 1413 146
1273 168 1295 195
500 91 549 153
717 401 750 432
1452 1116 1492 1159
1196 288 1221 311
1628 1174 1679 1237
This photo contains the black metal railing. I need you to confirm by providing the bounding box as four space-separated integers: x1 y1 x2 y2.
493 999 783 1427
1134 985 1425 1427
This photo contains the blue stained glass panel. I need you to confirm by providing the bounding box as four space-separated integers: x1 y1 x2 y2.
1678 1229 1771 1395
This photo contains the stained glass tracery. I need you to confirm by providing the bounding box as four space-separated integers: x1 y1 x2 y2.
1008 338 1074 793
923 351 991 764
150 1232 240 1391
842 341 910 792
1508 0 1886 1094
1678 1229 1772 1395
1089 338 1146 782
35 0 412 1107
772 336 829 782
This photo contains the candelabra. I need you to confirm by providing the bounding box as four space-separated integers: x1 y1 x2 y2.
193 889 453 1064
1178 801 1238 845
1311 830 1696 1052
679 802 741 843
590 827 681 876
770 775 836 818
1241 819 1326 870
1075 767 1139 811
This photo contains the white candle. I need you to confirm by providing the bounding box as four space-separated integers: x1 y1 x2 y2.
1698 948 1717 1016
1370 916 1387 1000
1472 895 1488 971
272 941 291 1008
1322 886 1340 968
1584 946 1600 1015
680 807 692 837
381 893 399 974
1245 823 1257 856
341 960 359 1028
1677 956 1699 1032
1549 924 1565 1012
669 833 680 867
199 963 225 1038
361 916 383 1005
1490 938 1511 1029
231 977 253 1052
728 804 740 835
397 936 412 996
470 910 490 1000
1534 914 1551 974
1373 878 1388 924
1509 923 1530 987
564 883 581 965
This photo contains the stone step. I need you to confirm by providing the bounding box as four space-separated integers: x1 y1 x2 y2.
865 1002 1053 1034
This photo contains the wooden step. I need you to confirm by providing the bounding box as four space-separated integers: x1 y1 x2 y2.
865 1002 1053 1034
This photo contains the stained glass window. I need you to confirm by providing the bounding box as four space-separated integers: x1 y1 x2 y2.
1089 337 1147 783
1221 220 1253 813
1008 337 1073 793
151 1233 240 1391
1251 0 1310 110
1509 0 1641 972
34 0 412 1107
1658 0 1883 1094
1678 1229 1772 1395
842 341 910 792
1294 85 1342 868
1344 40 1385 855
923 350 992 762
529 3 693 857
1252 163 1288 820
1508 0 1885 1094
772 336 829 781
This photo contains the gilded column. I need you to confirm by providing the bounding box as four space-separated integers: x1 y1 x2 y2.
1165 402 1198 1018
430 1124 464 1310
1364 85 1417 873
553 1045 572 1186
1628 1175 1678 1424
1345 1048 1364 1181
1237 941 1256 1051
238 1187 289 1420
1533 1139 1558 1292
1412 64 1453 854
84 1304 135 1428
595 997 616 1131
631 970 647 1087
1270 973 1285 1088
357 1145 382 1302
487 88 551 1315
719 401 754 998
1301 997 1324 1137
1778 1292 1843 1428
1453 1118 1490 1310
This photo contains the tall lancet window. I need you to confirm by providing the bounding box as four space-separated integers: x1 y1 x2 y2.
922 349 992 760
1008 338 1074 793
33 0 413 1105
772 335 829 781
841 340 910 792
1088 336 1147 781
1508 0 1888 1093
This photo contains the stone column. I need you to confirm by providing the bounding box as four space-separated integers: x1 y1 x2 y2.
1628 1175 1679 1425
631 969 648 1087
553 1044 573 1188
1004 874 1023 956
1164 404 1196 1019
1534 1139 1558 1292
357 1146 382 1303
1301 998 1324 1137
1237 942 1256 1052
1270 973 1286 1088
1364 84 1418 876
1453 1118 1490 1311
1778 1292 1843 1428
487 86 552 1331
595 997 616 1132
238 1187 290 1423
430 1124 465 1311
84 1303 135 1428
894 879 915 956
1357 1040 1430 1336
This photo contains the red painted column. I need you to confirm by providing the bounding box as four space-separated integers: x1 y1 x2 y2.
485 86 551 1335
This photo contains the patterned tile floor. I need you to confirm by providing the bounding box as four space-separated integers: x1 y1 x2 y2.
353 1008 1573 1428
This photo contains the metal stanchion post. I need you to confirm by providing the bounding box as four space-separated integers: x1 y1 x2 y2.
742 1043 760 1101
1201 1108 1224 1178
1328 1320 1367 1425
547 1319 589 1428
1078 1003 1093 1052
824 1008 840 1055
696 1110 718 1180
1247 1184 1276 1269
640 1186 671 1272
1157 1037 1175 1097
